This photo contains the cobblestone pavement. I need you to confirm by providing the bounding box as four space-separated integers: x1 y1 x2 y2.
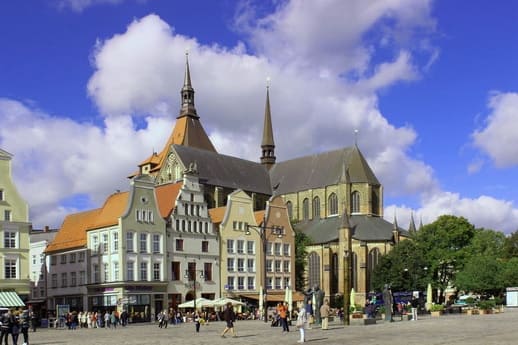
22 308 518 345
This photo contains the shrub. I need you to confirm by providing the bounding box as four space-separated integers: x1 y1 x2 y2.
430 304 445 312
477 300 496 310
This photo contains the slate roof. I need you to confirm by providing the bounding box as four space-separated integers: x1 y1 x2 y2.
173 144 272 195
269 146 380 195
295 215 409 245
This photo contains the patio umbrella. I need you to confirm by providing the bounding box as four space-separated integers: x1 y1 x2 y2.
259 285 264 319
212 297 245 307
426 283 432 311
178 297 213 309
284 287 289 303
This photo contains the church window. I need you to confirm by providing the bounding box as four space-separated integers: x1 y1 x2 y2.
328 193 338 216
286 201 293 219
312 197 320 219
367 248 381 291
308 252 321 290
331 253 338 295
351 191 360 213
302 198 309 220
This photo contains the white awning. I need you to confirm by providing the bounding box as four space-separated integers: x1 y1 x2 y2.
0 292 25 307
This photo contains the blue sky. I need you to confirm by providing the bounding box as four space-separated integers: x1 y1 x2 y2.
1 0 518 233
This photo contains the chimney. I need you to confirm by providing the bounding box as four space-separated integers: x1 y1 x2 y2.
44 225 49 232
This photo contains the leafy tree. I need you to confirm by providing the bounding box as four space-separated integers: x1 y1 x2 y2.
295 230 312 291
500 257 518 287
371 240 430 292
503 231 518 259
465 228 506 258
455 256 503 296
415 215 475 303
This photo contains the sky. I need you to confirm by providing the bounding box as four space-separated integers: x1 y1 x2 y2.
1 0 518 234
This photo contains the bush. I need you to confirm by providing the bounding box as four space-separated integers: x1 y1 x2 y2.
477 300 496 310
430 304 445 312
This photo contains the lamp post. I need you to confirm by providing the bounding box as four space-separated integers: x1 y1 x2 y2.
185 264 204 312
246 220 284 323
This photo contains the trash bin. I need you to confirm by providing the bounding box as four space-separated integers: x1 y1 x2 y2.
40 318 49 328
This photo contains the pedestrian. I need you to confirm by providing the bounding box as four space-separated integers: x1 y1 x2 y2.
411 295 419 321
295 305 307 343
220 302 237 338
320 299 330 330
193 312 200 333
20 310 30 345
9 310 21 345
305 299 313 329
0 309 10 345
278 302 289 332
29 311 37 333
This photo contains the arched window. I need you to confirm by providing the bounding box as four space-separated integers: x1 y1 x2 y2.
328 193 338 216
308 252 321 290
351 191 360 213
367 248 381 291
331 253 339 294
351 252 358 291
302 198 309 220
312 197 320 219
286 201 293 219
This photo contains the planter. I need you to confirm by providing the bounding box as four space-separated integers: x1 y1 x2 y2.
430 311 442 317
467 309 479 315
480 309 492 315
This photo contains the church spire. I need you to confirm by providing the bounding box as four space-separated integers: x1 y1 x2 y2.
408 212 417 234
260 79 276 169
179 50 198 118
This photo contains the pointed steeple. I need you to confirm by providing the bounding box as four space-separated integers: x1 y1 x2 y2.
408 212 417 234
341 203 351 229
260 79 276 169
393 211 399 231
179 51 198 118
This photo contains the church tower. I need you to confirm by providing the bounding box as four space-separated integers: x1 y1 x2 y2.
260 82 276 169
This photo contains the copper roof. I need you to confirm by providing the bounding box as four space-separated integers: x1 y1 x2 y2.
155 182 182 218
45 208 100 254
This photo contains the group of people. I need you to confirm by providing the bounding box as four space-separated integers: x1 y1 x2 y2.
58 310 129 329
0 309 31 345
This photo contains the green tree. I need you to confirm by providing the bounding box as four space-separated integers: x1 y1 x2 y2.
466 228 506 257
455 256 503 296
500 257 518 287
416 215 475 303
503 231 518 259
295 230 312 291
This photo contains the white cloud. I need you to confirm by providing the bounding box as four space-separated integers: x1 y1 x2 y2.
55 0 125 12
472 92 518 168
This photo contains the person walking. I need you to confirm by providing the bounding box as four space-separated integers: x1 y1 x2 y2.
193 312 201 333
320 299 331 330
295 305 308 343
279 302 289 332
220 302 237 338
411 295 419 321
20 310 30 345
0 309 10 345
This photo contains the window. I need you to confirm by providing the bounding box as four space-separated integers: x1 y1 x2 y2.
175 239 184 251
4 259 16 279
266 277 273 289
227 258 235 272
266 260 273 272
275 277 282 290
283 243 290 256
102 233 108 253
201 241 209 253
0 189 3 200
283 260 290 273
113 232 119 252
153 234 160 253
227 239 234 254
275 260 281 273
127 262 134 281
4 232 16 248
227 276 235 290
237 240 244 254
238 276 245 290
284 277 290 289
274 243 281 256
351 191 360 213
247 259 255 273
113 262 119 281
140 262 148 281
78 252 85 262
51 274 58 288
171 261 180 281
93 264 100 283
70 272 77 287
286 201 293 219
266 242 273 255
247 277 255 290
50 256 57 266
60 254 67 264
313 196 320 218
302 198 309 220
104 263 109 281
308 252 321 290
32 255 36 265
92 235 99 253
79 271 86 285
4 210 11 222
61 273 67 287
126 232 134 252
139 233 147 253
328 193 338 216
153 263 161 281
247 241 255 254
69 253 76 263
237 258 245 272
204 262 212 281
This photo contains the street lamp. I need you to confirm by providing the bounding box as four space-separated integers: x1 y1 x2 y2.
185 264 204 312
246 221 284 323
